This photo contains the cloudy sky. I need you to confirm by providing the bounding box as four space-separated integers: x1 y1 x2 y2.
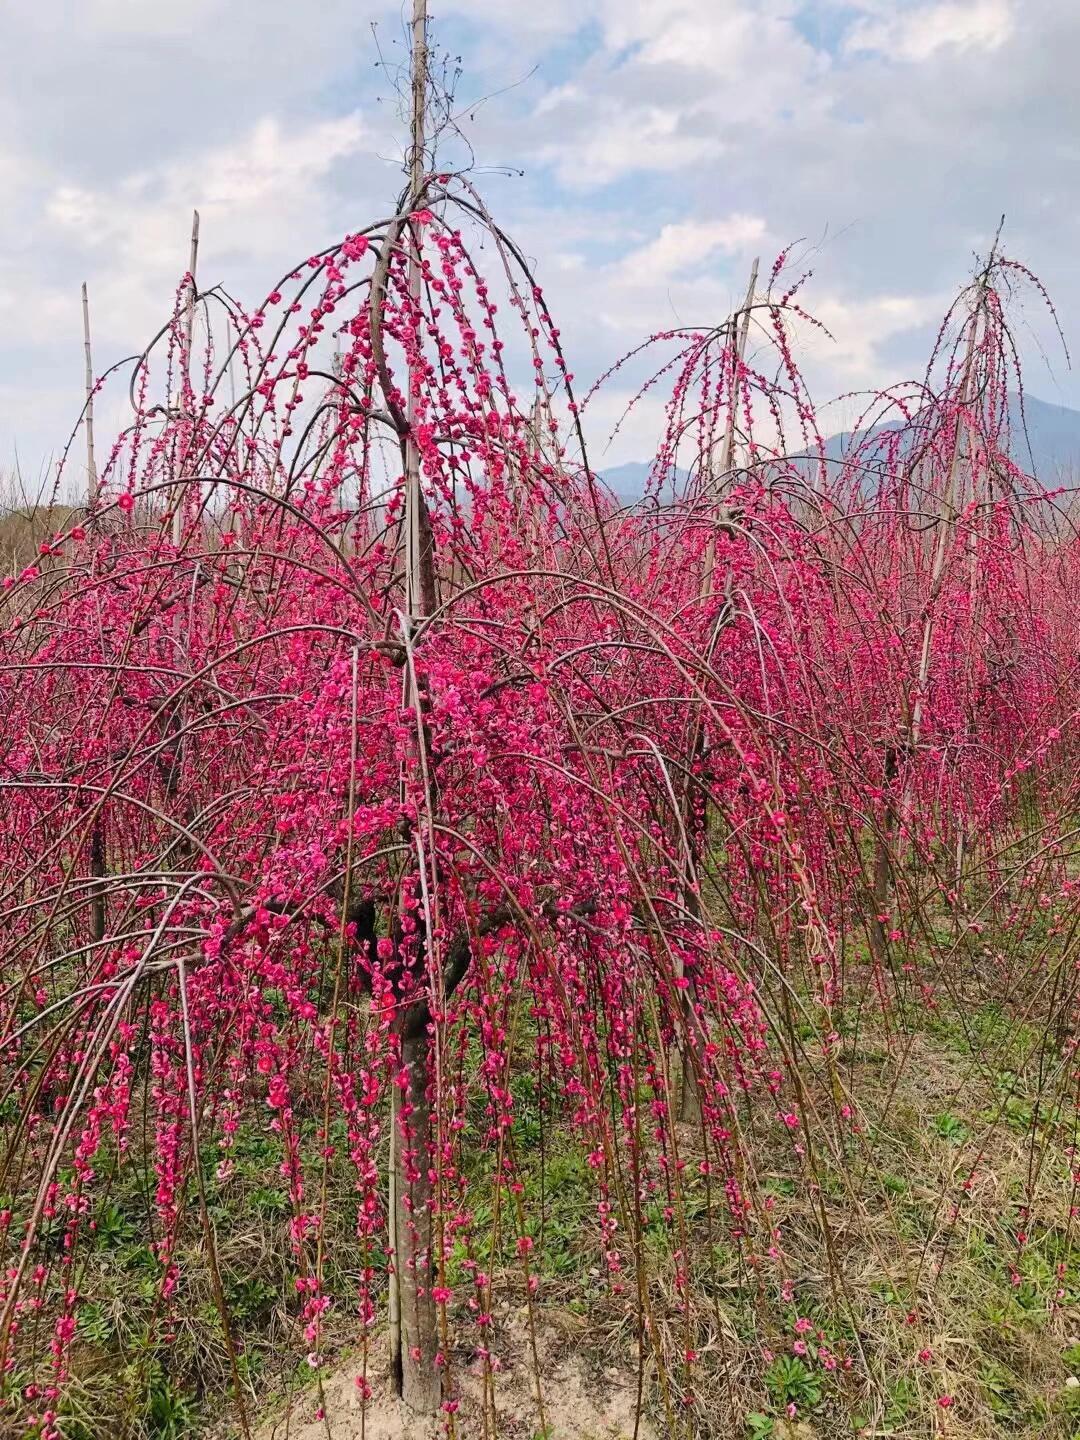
0 0 1077 486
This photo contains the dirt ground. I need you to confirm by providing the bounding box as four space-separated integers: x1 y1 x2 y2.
253 1322 659 1440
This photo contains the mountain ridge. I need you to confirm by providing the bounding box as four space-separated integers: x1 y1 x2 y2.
600 392 1080 497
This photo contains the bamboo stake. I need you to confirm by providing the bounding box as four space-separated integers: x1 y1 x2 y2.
173 209 200 548
81 282 107 944
404 3 427 625
389 0 442 1415
81 283 98 509
702 257 758 597
678 259 759 1123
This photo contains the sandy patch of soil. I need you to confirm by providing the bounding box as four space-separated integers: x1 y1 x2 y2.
254 1319 658 1440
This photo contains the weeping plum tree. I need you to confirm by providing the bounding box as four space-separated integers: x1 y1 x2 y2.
824 242 1071 957
0 8 820 1432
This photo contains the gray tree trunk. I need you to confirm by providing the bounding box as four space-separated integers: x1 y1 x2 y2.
391 1023 441 1412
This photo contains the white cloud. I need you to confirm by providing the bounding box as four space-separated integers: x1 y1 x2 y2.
529 0 831 191
597 0 822 78
39 113 368 352
617 216 767 286
536 100 722 188
797 291 947 385
578 386 672 467
427 0 582 38
845 0 1013 62
84 0 220 35
47 114 365 253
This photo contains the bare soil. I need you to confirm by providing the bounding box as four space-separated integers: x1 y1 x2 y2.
253 1322 658 1440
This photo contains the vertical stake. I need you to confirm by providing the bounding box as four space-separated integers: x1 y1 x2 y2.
81 283 98 509
173 209 200 548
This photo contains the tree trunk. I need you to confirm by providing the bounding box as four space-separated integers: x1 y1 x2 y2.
868 828 893 968
679 1049 702 1123
868 745 898 969
90 819 106 946
390 1022 441 1412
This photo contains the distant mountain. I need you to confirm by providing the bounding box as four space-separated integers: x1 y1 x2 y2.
599 461 659 500
820 393 1080 484
601 394 1080 499
1008 393 1080 480
598 461 686 503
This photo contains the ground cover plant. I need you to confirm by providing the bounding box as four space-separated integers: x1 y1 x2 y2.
1 11 1080 1439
